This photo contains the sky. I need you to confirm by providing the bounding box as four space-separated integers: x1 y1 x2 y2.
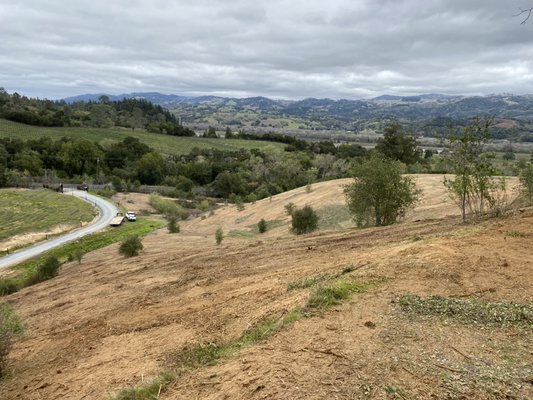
1 0 533 100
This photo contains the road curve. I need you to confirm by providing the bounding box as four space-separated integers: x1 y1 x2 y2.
0 189 118 270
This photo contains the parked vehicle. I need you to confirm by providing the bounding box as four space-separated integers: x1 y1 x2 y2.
125 211 137 221
110 212 125 226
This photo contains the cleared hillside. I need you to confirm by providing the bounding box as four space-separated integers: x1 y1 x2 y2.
0 176 530 400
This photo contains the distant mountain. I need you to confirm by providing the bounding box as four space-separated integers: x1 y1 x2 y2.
60 92 533 141
372 93 457 102
63 92 193 106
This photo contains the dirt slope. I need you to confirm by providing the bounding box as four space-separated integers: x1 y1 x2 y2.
1 176 530 400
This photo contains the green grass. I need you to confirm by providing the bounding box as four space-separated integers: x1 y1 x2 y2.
287 265 355 291
287 273 329 291
0 118 286 156
306 278 376 310
0 217 165 296
0 189 97 244
399 295 533 328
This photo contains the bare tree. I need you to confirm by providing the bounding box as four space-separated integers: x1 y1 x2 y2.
515 7 533 24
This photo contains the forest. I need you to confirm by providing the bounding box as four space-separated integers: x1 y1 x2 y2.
0 89 194 136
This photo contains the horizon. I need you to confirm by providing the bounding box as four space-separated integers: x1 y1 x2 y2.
3 88 530 103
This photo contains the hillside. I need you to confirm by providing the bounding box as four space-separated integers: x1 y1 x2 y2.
62 91 533 141
1 176 530 400
0 118 286 157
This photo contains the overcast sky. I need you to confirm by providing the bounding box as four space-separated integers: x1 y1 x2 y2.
1 0 532 99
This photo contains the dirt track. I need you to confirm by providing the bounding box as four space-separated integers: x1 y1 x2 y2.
1 175 531 400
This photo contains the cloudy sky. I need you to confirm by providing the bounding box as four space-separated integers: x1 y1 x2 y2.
1 0 532 99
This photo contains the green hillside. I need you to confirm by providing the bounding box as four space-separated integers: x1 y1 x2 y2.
0 119 286 156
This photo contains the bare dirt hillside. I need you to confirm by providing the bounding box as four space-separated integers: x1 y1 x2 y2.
1 175 530 400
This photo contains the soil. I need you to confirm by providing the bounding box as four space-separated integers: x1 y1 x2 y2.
1 175 530 400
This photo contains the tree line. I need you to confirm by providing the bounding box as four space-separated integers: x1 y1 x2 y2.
0 89 194 136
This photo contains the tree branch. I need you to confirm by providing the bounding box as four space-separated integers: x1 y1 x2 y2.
514 7 533 24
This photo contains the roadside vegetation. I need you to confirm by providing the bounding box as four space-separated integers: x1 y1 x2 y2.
0 189 96 246
0 303 24 378
0 217 164 296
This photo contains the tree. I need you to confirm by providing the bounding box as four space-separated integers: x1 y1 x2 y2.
515 7 533 24
137 152 166 185
344 153 421 227
204 126 218 138
291 205 319 234
215 227 224 245
225 126 234 139
519 163 533 203
59 138 103 176
375 123 421 165
119 236 143 258
442 118 506 222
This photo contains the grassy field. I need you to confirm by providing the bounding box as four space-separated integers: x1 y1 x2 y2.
0 189 96 243
0 119 286 156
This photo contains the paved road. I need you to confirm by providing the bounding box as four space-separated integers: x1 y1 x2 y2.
0 190 118 270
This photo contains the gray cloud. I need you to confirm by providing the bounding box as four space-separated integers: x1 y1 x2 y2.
1 0 532 99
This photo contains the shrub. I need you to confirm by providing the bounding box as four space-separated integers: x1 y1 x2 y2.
258 219 267 233
149 193 187 219
519 163 533 203
119 236 143 258
198 199 211 212
27 256 61 285
70 248 83 264
291 205 319 235
246 192 257 204
215 228 224 245
0 303 24 377
284 202 296 216
0 279 20 296
167 216 180 233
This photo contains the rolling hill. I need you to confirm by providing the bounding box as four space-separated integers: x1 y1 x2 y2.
1 176 530 400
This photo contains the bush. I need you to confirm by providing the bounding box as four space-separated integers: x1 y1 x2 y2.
69 249 84 264
119 236 143 258
198 199 211 212
258 218 267 233
0 303 24 377
167 216 180 233
149 193 187 219
0 279 20 296
27 256 61 285
519 163 533 203
215 228 224 245
284 202 296 216
291 205 319 235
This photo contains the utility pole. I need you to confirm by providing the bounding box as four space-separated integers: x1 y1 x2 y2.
96 157 100 184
